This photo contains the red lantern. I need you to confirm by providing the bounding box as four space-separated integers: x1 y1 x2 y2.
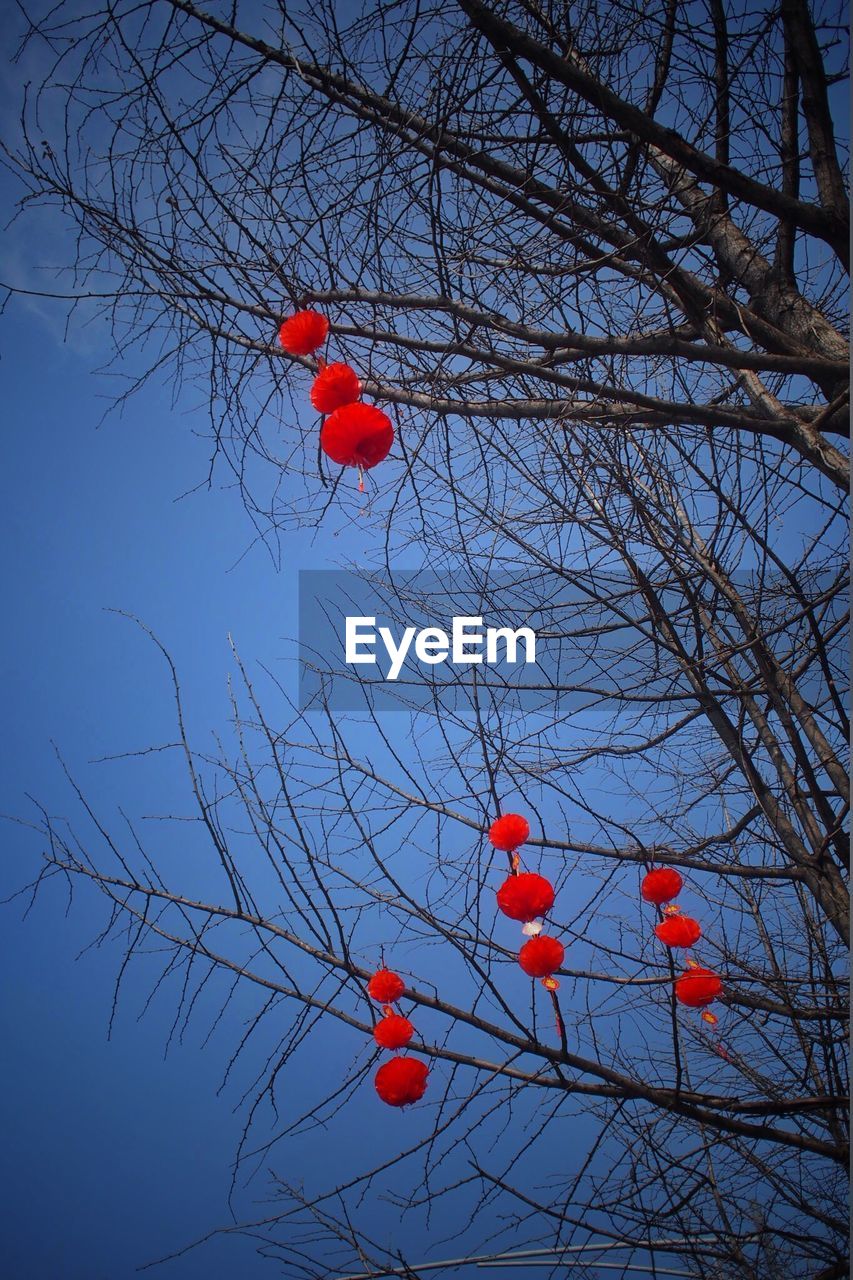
373 1013 415 1050
675 965 722 1008
655 915 702 948
310 362 362 413
374 1056 429 1107
320 402 394 470
641 867 683 905
496 872 555 922
518 935 564 978
367 969 405 1003
278 309 329 355
489 813 530 851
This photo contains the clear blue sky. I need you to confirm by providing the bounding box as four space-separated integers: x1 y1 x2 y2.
0 279 319 1277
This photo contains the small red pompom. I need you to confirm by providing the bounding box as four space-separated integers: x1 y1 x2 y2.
655 915 702 948
641 867 683 906
310 362 362 413
373 1014 415 1050
489 813 530 851
496 872 555 922
278 309 329 355
367 969 405 1003
518 935 564 978
675 966 722 1008
374 1056 429 1107
321 402 394 469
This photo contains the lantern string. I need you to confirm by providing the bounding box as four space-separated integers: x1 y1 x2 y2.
278 309 392 491
367 965 429 1107
642 868 722 1030
490 817 564 1033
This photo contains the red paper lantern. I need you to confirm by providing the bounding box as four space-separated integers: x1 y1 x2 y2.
675 965 722 1008
641 867 683 906
373 1013 415 1050
374 1056 429 1107
320 402 394 470
518 935 564 978
496 872 555 922
489 813 530 851
310 362 362 413
655 915 702 948
367 969 405 1003
278 309 329 355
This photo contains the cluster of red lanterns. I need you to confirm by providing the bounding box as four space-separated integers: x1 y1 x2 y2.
277 309 394 489
366 967 429 1108
641 867 722 1023
490 814 565 993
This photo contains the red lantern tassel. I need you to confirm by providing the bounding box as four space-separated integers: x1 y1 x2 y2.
542 977 567 1049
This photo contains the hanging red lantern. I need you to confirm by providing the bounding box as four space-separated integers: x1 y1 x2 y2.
278 309 329 355
675 965 722 1008
518 935 564 978
374 1056 429 1107
367 969 406 1004
496 872 555 922
489 813 530 851
655 914 702 948
310 362 362 413
320 402 394 470
373 1013 415 1050
641 867 683 905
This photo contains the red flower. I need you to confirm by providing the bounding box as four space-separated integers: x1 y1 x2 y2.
310 362 362 413
320 402 394 469
278 309 329 355
489 813 530 851
518 935 564 978
373 1014 415 1050
655 915 702 948
641 867 683 906
675 966 722 1008
496 872 555 922
374 1056 429 1107
367 969 405 1003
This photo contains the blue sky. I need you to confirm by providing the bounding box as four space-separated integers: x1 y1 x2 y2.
0 269 318 1276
